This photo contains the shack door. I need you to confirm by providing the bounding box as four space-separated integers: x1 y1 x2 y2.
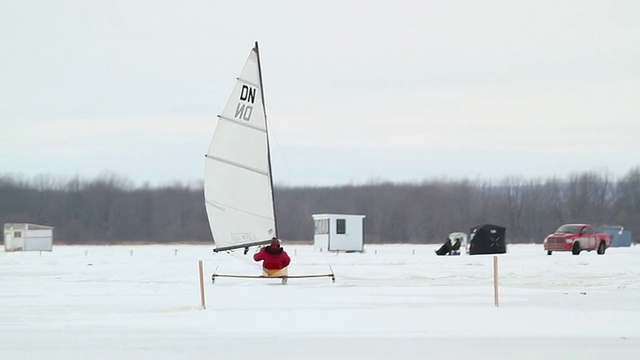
329 217 362 251
4 232 11 248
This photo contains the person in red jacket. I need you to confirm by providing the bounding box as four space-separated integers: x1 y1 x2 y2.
253 237 291 277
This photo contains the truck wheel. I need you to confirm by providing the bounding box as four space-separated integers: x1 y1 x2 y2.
547 250 552 255
597 241 606 255
572 242 581 255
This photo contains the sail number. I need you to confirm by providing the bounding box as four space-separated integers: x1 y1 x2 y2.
232 233 257 242
235 85 256 121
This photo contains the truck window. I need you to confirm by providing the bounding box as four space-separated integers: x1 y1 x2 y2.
581 227 594 235
556 225 579 234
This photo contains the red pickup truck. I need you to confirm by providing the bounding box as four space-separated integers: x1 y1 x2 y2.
543 224 610 255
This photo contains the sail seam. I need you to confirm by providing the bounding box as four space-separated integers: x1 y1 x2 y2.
205 154 269 176
217 115 266 132
237 77 259 88
205 199 274 222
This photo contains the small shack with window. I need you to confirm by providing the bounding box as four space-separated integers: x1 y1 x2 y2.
312 214 365 252
4 223 54 252
598 225 632 247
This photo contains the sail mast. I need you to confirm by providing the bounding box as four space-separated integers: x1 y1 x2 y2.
254 41 279 239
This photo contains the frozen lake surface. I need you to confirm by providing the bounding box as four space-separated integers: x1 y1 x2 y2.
2 244 639 359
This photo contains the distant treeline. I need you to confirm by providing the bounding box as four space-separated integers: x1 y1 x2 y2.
1 168 639 245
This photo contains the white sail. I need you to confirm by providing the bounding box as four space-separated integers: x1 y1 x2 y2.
204 43 276 252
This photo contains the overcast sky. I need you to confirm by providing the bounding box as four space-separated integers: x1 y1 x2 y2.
1 1 639 187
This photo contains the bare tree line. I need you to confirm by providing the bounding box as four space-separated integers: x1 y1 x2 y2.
1 168 638 245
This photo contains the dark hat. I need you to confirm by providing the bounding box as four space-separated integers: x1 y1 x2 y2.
270 237 281 248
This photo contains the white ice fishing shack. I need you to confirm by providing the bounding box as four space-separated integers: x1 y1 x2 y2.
312 214 365 252
4 223 54 252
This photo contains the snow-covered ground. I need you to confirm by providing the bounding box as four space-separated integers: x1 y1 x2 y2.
2 244 639 359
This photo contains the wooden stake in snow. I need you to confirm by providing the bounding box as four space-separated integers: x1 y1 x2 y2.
198 260 206 309
493 256 499 307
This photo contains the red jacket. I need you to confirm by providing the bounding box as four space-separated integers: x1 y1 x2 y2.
253 245 291 270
